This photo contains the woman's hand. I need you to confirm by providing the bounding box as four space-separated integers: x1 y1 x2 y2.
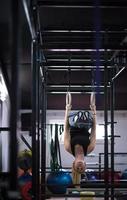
90 92 96 115
66 92 72 111
90 104 96 115
66 104 72 111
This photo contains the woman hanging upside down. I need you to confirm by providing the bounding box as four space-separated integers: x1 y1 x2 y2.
63 92 96 178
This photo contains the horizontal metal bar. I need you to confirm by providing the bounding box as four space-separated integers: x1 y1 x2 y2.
99 152 127 155
42 29 127 34
42 60 111 66
44 49 127 53
42 193 126 198
41 38 125 45
38 0 127 8
41 43 127 50
47 66 114 71
46 86 127 94
47 91 104 94
47 84 110 88
46 86 107 92
42 32 127 38
39 5 127 9
44 193 127 198
0 127 10 131
44 48 122 55
40 25 127 32
44 181 127 188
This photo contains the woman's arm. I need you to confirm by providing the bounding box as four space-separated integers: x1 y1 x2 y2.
63 93 72 154
64 105 70 133
87 104 96 154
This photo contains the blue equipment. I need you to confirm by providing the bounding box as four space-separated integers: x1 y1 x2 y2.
47 170 72 194
86 171 97 181
121 169 127 179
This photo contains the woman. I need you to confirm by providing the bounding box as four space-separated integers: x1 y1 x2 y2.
63 92 96 176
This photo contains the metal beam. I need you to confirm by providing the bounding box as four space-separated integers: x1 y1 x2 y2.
47 66 114 71
41 43 127 50
42 60 110 66
112 67 126 81
40 25 127 32
38 0 127 8
42 30 127 34
46 85 109 93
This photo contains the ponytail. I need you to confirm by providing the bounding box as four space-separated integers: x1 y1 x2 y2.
72 162 81 188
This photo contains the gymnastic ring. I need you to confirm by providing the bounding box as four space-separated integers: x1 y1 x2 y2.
90 92 95 106
66 92 72 106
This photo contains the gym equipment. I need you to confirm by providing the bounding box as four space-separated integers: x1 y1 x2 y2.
50 124 62 171
86 171 97 181
66 188 96 200
18 173 32 186
121 169 127 179
47 170 72 194
47 124 72 194
86 171 98 181
66 92 72 107
18 173 32 200
101 170 121 183
18 150 32 172
20 181 32 200
80 191 95 200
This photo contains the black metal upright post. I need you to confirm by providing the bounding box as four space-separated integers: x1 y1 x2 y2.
32 1 41 198
36 44 41 200
9 0 20 194
110 80 115 200
40 65 47 200
31 39 38 200
22 0 44 199
110 64 125 200
104 55 109 200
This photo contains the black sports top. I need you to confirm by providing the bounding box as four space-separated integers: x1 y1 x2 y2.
70 127 90 156
68 110 92 156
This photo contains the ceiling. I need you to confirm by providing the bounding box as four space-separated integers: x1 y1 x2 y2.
0 0 127 111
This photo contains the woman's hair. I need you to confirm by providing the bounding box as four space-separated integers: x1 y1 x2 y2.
72 161 81 187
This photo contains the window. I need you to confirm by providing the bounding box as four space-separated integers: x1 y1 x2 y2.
96 124 111 140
